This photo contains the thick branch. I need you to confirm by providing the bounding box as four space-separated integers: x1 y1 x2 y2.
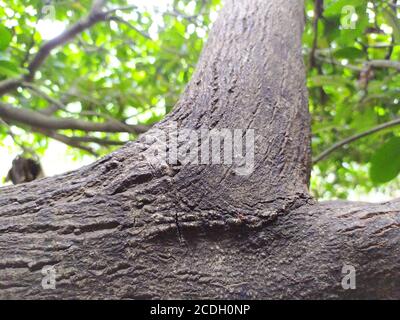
108 16 152 39
0 151 399 299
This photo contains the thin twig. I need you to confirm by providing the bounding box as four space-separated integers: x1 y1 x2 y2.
313 118 400 164
108 16 152 39
31 127 99 156
309 0 323 68
22 82 67 112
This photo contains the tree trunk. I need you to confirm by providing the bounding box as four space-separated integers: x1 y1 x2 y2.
1 0 399 299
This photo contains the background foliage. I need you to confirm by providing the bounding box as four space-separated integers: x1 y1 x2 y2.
0 0 399 200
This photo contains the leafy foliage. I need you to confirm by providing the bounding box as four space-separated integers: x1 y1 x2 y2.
0 0 220 157
305 0 400 199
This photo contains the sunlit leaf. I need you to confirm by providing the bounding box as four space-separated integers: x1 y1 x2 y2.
370 137 400 184
0 60 20 77
0 25 12 51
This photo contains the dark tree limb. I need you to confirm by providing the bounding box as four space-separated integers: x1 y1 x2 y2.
66 135 126 146
309 0 323 69
0 102 148 134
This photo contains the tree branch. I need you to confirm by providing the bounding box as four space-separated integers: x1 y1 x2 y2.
103 5 139 16
314 48 400 71
0 102 149 134
313 118 400 164
67 135 126 146
108 16 152 39
309 0 323 68
25 1 107 82
365 59 400 71
1 115 124 156
31 127 99 156
0 0 108 97
22 82 67 114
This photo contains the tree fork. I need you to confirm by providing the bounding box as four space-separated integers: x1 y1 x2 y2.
0 0 399 299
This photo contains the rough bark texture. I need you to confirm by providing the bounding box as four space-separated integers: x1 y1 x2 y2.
0 0 399 299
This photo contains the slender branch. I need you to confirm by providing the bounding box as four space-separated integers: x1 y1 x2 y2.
22 82 67 113
0 102 149 134
31 127 99 156
1 115 123 157
103 4 138 16
20 34 36 69
0 0 108 97
314 55 362 71
10 85 150 136
316 52 400 71
40 83 83 116
20 0 49 68
108 16 152 39
365 59 400 71
313 47 400 71
67 135 126 146
165 0 207 25
309 0 323 68
25 0 107 82
0 79 23 96
366 43 400 49
313 118 400 164
388 3 400 9
386 0 398 60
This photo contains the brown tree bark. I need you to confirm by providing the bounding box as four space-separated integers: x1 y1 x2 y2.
0 0 399 299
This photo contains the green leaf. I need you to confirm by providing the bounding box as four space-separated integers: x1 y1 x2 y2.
0 25 12 51
370 137 400 184
0 60 20 77
323 16 341 42
333 47 364 60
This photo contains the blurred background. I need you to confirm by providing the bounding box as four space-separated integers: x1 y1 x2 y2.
0 0 399 202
